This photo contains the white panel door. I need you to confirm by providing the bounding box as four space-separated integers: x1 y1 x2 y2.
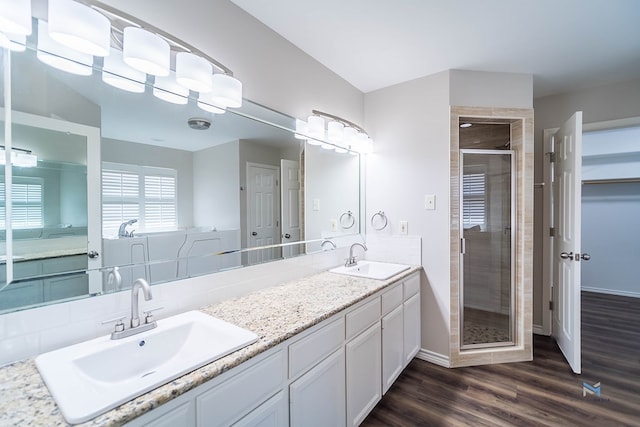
247 163 280 265
552 111 583 374
280 159 301 259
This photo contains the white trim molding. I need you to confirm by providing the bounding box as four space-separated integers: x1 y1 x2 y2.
416 348 450 368
582 287 640 299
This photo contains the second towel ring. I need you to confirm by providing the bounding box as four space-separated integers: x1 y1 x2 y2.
371 211 388 231
340 210 356 229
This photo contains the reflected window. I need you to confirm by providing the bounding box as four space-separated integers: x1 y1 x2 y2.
462 169 487 230
0 177 44 228
102 162 177 236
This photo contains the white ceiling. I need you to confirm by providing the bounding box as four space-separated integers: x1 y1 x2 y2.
230 0 640 98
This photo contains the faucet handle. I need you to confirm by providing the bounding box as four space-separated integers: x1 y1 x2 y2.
143 307 164 324
102 316 126 332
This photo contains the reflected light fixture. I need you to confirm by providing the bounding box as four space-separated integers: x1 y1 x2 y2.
0 0 32 35
123 27 170 76
210 74 243 108
294 119 308 140
197 90 226 114
37 20 93 76
0 146 38 168
102 48 146 93
153 72 189 104
47 0 111 57
176 52 213 92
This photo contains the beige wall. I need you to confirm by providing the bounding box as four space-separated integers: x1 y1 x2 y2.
101 0 364 124
532 77 640 329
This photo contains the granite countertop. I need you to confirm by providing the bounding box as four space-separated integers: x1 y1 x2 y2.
0 266 420 427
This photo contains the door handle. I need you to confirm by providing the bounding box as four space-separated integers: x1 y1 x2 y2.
579 253 591 261
284 233 291 239
251 231 258 236
560 251 574 260
88 250 99 259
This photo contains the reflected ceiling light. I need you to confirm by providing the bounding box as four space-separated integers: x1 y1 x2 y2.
0 32 26 52
123 27 170 76
294 119 308 140
460 123 472 128
47 0 111 57
176 52 213 92
327 121 344 143
0 147 38 168
0 0 31 35
37 20 93 76
197 90 226 114
153 72 189 104
102 48 146 93
210 74 243 108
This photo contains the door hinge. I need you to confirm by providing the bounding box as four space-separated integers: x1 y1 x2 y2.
549 301 553 311
549 227 556 237
547 152 556 163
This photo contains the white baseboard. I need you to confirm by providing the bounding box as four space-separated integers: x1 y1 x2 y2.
415 349 450 368
582 286 640 298
533 324 549 336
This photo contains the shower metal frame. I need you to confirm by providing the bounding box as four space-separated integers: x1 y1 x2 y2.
459 148 516 350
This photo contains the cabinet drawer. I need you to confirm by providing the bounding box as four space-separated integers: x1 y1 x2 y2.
197 350 286 426
381 284 402 316
403 274 420 299
289 318 344 379
346 297 380 340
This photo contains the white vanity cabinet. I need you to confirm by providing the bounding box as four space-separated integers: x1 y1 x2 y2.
126 271 421 427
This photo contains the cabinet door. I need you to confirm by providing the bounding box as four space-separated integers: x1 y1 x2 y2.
139 401 195 427
346 322 381 427
233 391 288 427
403 293 421 366
381 304 403 395
290 348 345 427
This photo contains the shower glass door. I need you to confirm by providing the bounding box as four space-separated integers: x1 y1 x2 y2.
460 149 515 348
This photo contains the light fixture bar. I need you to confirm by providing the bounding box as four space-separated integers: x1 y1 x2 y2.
311 109 368 135
75 0 234 76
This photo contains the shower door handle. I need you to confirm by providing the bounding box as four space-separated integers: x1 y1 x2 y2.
460 238 466 255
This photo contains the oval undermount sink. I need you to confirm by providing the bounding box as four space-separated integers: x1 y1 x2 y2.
35 310 257 424
329 260 410 280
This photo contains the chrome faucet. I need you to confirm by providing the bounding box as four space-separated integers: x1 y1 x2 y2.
106 278 158 339
345 242 368 267
118 219 138 237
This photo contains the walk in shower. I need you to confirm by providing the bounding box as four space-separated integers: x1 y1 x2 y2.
459 126 515 348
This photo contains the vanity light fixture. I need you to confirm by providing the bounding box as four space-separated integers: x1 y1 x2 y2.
0 146 38 168
0 0 32 35
123 27 170 76
327 121 345 143
294 119 308 140
298 110 373 154
153 72 189 105
102 48 146 93
210 74 243 108
307 115 325 144
176 52 213 93
47 0 111 57
37 20 94 76
197 94 226 114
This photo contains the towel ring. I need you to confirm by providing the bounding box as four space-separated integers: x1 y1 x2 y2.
371 211 388 231
339 211 356 229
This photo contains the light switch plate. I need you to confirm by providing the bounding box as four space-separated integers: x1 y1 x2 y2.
313 199 320 211
424 194 435 210
330 219 338 231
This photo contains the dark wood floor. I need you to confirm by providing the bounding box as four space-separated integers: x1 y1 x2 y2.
362 291 640 426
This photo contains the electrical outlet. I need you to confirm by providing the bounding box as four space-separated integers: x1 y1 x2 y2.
330 219 338 231
425 194 436 210
399 220 408 235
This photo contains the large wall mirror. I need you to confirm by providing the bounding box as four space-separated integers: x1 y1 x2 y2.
0 14 362 313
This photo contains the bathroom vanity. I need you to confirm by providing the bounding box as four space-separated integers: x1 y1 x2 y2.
0 267 421 426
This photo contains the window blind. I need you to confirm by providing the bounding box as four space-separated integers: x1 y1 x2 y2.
462 172 486 228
